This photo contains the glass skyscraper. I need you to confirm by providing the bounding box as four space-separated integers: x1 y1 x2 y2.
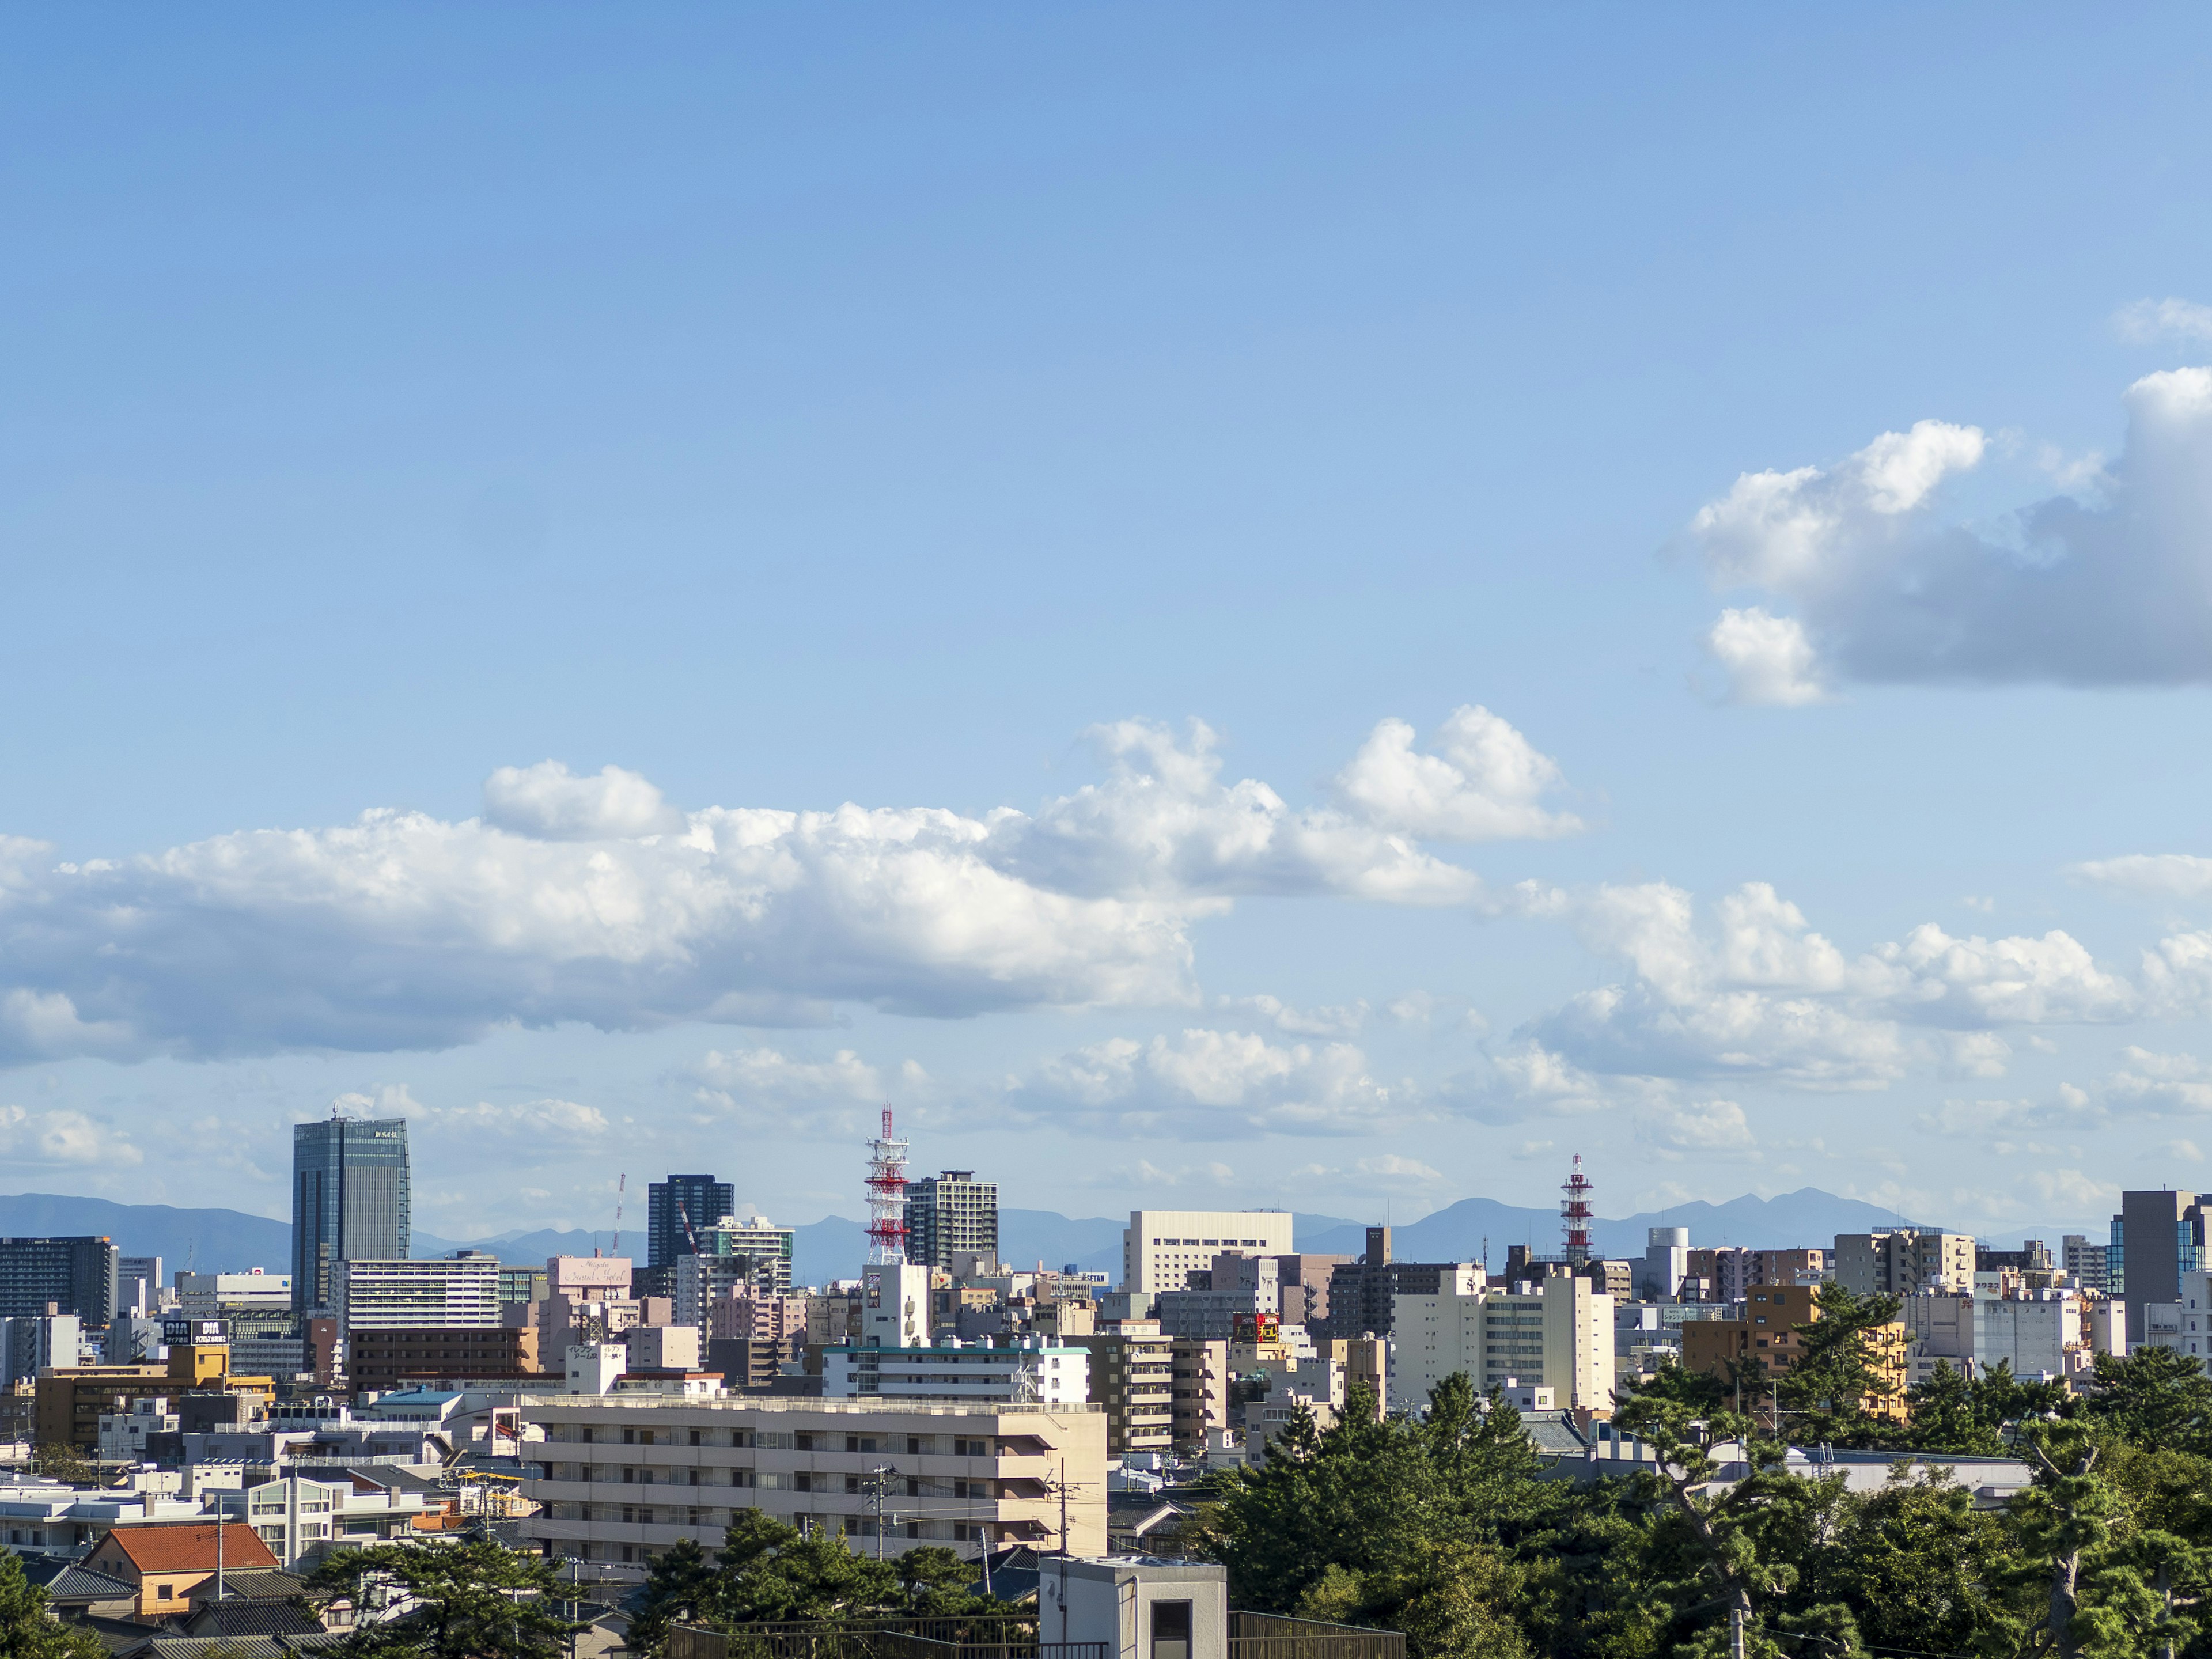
291 1115 411 1312
648 1175 735 1270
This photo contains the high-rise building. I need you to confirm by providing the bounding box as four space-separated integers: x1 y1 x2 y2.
2063 1233 2111 1293
0 1237 120 1324
906 1172 999 1271
117 1257 163 1316
2118 1190 2209 1344
647 1176 735 1271
1391 1267 1617 1412
335 1254 499 1331
291 1115 411 1313
1833 1230 1974 1297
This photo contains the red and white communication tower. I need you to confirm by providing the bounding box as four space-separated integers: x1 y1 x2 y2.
1560 1154 1594 1265
865 1107 910 1265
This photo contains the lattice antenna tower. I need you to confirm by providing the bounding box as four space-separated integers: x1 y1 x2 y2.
1560 1153 1594 1266
865 1107 910 1265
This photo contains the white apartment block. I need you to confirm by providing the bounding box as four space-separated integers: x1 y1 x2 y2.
176 1271 292 1318
520 1393 1107 1569
1391 1269 1615 1412
2144 1270 2212 1373
1903 1290 2085 1384
1122 1212 1293 1294
337 1256 502 1331
821 1338 1090 1405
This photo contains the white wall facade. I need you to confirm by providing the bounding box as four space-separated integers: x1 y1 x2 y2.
1122 1213 1294 1294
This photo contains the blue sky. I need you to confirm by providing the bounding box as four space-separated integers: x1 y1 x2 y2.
7 6 2212 1244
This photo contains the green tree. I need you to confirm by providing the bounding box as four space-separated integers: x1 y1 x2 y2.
1796 1462 2022 1657
0 1553 110 1659
34 1442 93 1486
1773 1283 1905 1449
630 1537 724 1653
699 1513 999 1627
1906 1362 2007 1455
305 1539 578 1659
2081 1348 2212 1457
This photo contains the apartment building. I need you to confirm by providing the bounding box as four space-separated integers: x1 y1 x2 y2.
1069 1320 1173 1459
1681 1284 1908 1417
1169 1339 1229 1455
176 1272 293 1320
1902 1289 2084 1384
1122 1212 1293 1294
2062 1234 2111 1294
0 1237 120 1324
906 1173 1000 1273
1390 1268 1615 1412
338 1255 501 1330
520 1393 1107 1567
1834 1230 1974 1297
820 1339 1090 1405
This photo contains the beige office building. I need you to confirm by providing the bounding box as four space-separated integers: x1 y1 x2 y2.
520 1393 1106 1568
1122 1211 1294 1294
1391 1269 1615 1413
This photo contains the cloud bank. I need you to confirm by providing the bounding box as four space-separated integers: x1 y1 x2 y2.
0 709 1575 1065
1688 363 2212 699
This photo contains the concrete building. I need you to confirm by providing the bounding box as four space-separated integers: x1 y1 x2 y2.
692 1215 796 1296
1070 1319 1173 1459
338 1254 501 1331
291 1113 411 1314
861 1263 931 1351
117 1256 164 1317
1156 1257 1279 1342
649 1176 736 1271
2063 1234 2111 1294
1834 1230 1974 1297
176 1271 292 1320
1123 1212 1293 1295
2117 1191 2209 1344
823 1337 1090 1406
1639 1228 1691 1302
1169 1339 1229 1455
0 1238 120 1325
1040 1559 1228 1659
2 1312 86 1384
349 1324 541 1388
1682 1285 1908 1418
1391 1268 1615 1413
208 1471 433 1565
520 1393 1108 1564
906 1172 1000 1273
2140 1268 2212 1373
1902 1289 2085 1383
627 1325 703 1373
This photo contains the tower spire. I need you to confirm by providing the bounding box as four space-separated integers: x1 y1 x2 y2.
1560 1154 1594 1266
865 1107 910 1265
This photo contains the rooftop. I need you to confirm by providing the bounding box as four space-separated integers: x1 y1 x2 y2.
516 1393 1100 1415
100 1522 281 1574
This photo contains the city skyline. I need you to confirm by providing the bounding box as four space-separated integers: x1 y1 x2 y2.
10 11 2212 1241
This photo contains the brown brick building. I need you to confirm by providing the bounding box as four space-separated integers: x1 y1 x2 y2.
1681 1284 1906 1419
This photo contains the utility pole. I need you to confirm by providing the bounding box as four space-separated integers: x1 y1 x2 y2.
867 1463 897 1561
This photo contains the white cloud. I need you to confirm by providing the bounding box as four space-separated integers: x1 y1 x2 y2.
1684 370 2212 688
0 712 1572 1063
0 1105 143 1166
2029 1168 2119 1213
690 1046 889 1138
2167 1139 2206 1162
1637 1098 1757 1155
1518 880 2137 1092
410 1097 613 1141
2114 297 2212 343
482 762 681 840
1705 608 1827 706
1329 705 1582 840
1019 1028 1400 1138
2107 1047 2212 1115
2075 853 2212 901
1214 995 1369 1038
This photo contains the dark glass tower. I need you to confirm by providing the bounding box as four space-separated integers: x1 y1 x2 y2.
648 1175 735 1270
292 1115 411 1312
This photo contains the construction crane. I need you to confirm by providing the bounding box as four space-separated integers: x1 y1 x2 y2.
675 1196 702 1256
612 1173 626 1259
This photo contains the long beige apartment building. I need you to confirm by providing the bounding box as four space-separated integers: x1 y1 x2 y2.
519 1393 1105 1569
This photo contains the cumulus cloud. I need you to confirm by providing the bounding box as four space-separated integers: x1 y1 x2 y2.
2075 854 2212 901
0 711 1570 1064
482 762 681 840
1017 1028 1401 1138
0 1105 143 1165
1637 1098 1757 1156
689 1046 896 1138
1213 995 1369 1037
1516 880 2135 1090
1328 705 1582 840
1686 370 2212 692
1705 608 1828 706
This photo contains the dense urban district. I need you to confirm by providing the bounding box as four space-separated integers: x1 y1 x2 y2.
0 1112 2208 1658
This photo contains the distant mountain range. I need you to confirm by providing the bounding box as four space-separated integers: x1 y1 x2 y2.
0 1185 1980 1287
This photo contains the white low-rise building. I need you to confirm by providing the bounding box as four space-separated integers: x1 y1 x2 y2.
1902 1289 2085 1383
208 1471 433 1565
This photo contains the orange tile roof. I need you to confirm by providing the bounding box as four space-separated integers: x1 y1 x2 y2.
101 1522 280 1574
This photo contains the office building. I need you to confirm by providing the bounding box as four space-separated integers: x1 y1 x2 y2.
1123 1211 1293 1294
905 1172 1000 1272
1321 1229 1478 1339
1070 1319 1174 1458
1902 1289 2084 1384
649 1176 736 1271
678 1255 787 1334
1834 1230 1974 1297
349 1325 541 1389
1682 1285 1908 1417
1639 1228 1690 1301
692 1215 795 1294
2063 1234 2111 1294
502 1267 550 1306
1156 1257 1279 1342
291 1115 411 1313
116 1257 163 1316
176 1271 292 1319
0 1237 120 1325
1 1313 86 1383
1391 1267 1615 1412
336 1254 501 1331
520 1393 1107 1565
822 1336 1090 1405
2117 1191 2209 1344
